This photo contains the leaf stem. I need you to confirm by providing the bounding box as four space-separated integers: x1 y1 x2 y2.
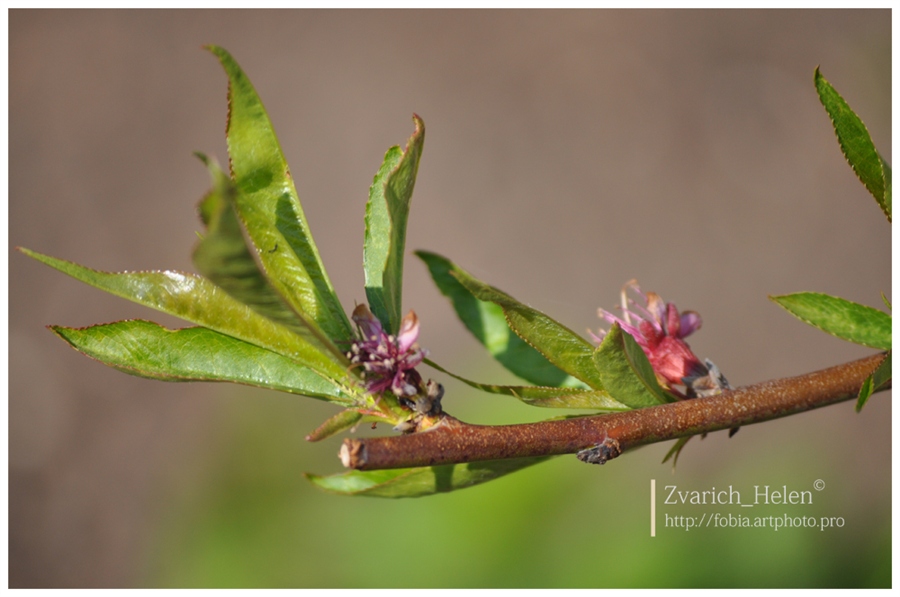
340 353 888 470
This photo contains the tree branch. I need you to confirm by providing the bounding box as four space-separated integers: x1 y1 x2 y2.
340 353 889 470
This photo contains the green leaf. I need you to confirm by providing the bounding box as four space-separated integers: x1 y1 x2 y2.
432 256 605 390
770 292 891 350
306 456 554 498
424 358 628 410
856 351 891 412
416 251 585 388
193 154 345 362
662 436 692 470
207 45 354 343
592 322 675 408
364 147 403 329
815 68 891 222
20 248 354 389
364 116 425 334
306 409 364 441
881 292 891 311
50 320 352 403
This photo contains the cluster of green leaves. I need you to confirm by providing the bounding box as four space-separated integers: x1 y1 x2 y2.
20 46 434 490
25 48 370 415
416 251 677 410
770 69 891 411
21 46 686 499
21 51 890 499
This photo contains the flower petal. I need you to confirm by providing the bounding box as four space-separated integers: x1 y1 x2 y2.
666 303 681 337
396 310 420 353
638 320 663 349
679 311 702 337
352 304 383 339
648 337 706 386
645 292 667 328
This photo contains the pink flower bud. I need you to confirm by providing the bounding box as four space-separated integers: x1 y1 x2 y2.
594 280 728 397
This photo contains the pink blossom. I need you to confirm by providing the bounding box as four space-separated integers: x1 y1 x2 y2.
592 280 728 397
349 304 426 397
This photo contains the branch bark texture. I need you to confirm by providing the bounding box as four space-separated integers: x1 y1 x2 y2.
341 353 888 470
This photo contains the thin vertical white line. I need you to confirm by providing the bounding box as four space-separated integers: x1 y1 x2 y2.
650 479 656 537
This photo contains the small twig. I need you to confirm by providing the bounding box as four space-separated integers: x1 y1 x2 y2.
340 353 888 470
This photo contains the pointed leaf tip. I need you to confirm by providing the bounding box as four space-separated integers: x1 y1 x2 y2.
815 68 891 222
592 322 674 408
306 409 364 442
21 248 351 385
771 292 891 350
662 436 693 470
856 351 891 412
209 44 355 344
49 320 352 403
363 117 426 333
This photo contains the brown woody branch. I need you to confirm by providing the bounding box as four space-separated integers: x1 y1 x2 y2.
340 353 889 470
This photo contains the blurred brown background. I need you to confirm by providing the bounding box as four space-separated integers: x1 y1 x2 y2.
10 10 890 588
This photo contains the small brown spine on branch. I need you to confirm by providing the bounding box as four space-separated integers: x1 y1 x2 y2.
340 353 888 471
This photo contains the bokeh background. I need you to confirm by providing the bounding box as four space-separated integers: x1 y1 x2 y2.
9 10 891 588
